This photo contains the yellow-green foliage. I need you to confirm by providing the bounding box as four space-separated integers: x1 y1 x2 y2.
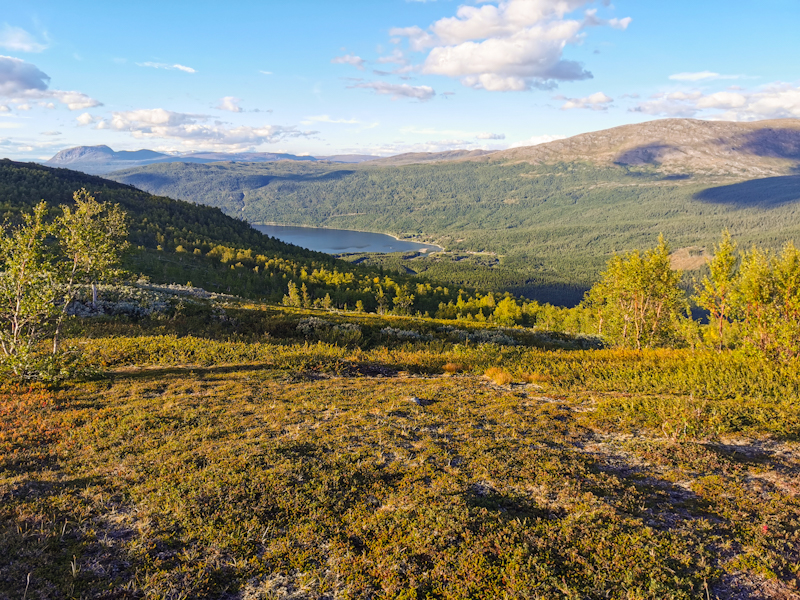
2 309 800 598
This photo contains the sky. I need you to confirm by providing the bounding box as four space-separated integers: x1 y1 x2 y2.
1 0 799 160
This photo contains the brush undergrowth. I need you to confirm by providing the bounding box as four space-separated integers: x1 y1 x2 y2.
1 306 799 599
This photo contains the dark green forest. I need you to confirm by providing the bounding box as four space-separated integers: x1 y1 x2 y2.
110 159 800 304
0 160 475 311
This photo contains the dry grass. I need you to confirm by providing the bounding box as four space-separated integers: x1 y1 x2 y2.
522 371 552 385
484 366 514 385
441 362 463 375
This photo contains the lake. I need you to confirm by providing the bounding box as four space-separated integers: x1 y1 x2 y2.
252 224 442 255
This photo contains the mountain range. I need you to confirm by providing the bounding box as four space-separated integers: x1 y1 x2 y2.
44 145 385 175
44 145 496 175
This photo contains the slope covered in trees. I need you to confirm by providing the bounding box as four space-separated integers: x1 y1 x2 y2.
0 160 472 310
110 154 800 304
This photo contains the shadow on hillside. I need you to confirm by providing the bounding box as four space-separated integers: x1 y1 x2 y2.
121 173 177 190
263 169 356 184
730 127 800 159
614 143 678 166
694 175 800 208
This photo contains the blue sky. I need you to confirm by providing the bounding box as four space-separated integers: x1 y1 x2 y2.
1 0 799 160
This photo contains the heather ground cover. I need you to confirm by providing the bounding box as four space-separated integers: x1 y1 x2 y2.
2 307 799 599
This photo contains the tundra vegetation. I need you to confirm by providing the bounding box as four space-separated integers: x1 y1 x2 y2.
1 166 799 598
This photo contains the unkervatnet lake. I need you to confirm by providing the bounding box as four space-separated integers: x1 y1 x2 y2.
252 224 442 254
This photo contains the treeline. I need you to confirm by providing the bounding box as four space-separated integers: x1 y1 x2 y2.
378 232 798 358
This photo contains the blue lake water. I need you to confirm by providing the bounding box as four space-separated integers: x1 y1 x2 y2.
252 224 442 255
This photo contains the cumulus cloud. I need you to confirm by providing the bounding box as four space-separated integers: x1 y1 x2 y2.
0 24 48 53
508 133 567 148
350 81 435 101
137 62 196 73
559 91 613 110
99 107 316 150
76 112 97 126
216 96 243 112
0 104 9 112
331 54 366 70
476 132 505 139
632 82 800 120
669 71 742 82
0 55 49 95
0 55 101 109
390 0 630 91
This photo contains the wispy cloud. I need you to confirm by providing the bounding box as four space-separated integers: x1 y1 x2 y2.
0 24 48 53
301 114 360 125
137 62 197 73
331 54 366 70
216 96 243 112
350 81 435 101
558 91 613 110
669 71 742 82
476 132 505 140
91 107 317 151
632 82 800 120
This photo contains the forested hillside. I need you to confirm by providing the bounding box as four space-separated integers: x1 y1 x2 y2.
0 160 471 309
110 154 800 304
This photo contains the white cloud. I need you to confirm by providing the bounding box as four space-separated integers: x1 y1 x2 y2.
582 9 631 30
669 71 742 82
216 96 243 112
509 133 567 148
476 132 505 139
376 48 407 65
350 81 435 101
47 90 101 110
15 103 31 110
0 55 49 95
331 54 366 70
259 70 273 75
41 130 61 136
345 138 495 156
390 0 630 91
301 114 360 125
0 55 101 110
101 107 316 150
559 91 612 110
137 62 197 73
632 82 800 120
76 112 97 126
0 104 9 112
0 24 48 53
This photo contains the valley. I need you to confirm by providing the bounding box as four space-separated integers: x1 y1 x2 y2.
105 118 800 305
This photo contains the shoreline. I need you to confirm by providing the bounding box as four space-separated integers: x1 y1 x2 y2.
251 221 444 253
